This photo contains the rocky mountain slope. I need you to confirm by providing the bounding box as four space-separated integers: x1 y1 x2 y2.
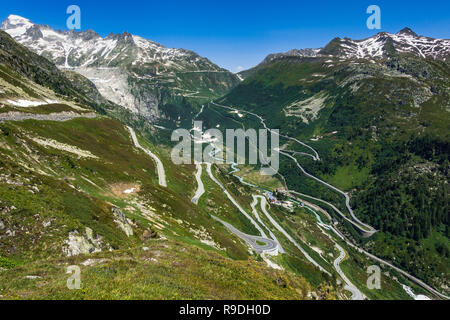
0 28 427 300
240 28 450 80
321 28 450 61
0 22 445 300
0 27 348 300
213 28 450 294
1 15 240 121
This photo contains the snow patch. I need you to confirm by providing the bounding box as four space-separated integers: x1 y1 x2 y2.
402 285 431 300
123 188 136 194
6 99 59 107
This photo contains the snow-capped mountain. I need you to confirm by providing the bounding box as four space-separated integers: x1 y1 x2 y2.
1 15 240 119
238 28 449 80
321 28 450 61
1 15 221 70
256 28 449 65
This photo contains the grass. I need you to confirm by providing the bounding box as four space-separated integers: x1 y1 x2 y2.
0 103 90 115
0 239 315 300
2 114 311 293
339 250 413 300
232 165 283 191
5 37 441 300
1 95 434 300
323 164 371 192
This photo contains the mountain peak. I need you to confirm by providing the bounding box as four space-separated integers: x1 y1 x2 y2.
0 13 239 116
397 27 418 37
5 14 31 24
261 48 320 65
80 29 100 41
1 14 34 35
266 29 449 65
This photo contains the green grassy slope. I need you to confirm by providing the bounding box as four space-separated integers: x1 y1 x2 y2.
216 53 450 294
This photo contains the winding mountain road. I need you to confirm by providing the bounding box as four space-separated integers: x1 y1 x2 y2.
205 163 269 238
288 189 376 237
211 101 376 235
211 215 278 254
333 243 366 300
328 225 450 300
209 101 449 300
256 195 332 276
191 163 205 204
211 102 320 161
128 126 167 187
280 151 376 235
191 108 281 254
251 196 285 254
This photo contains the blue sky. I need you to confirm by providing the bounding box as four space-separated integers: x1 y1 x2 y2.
1 0 449 72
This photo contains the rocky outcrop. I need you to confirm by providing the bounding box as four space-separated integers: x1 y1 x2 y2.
111 207 133 237
0 111 97 122
62 227 103 257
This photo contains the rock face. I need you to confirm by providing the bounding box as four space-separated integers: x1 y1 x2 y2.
62 227 103 257
1 15 240 121
319 30 450 61
0 111 97 123
239 28 450 80
112 207 134 237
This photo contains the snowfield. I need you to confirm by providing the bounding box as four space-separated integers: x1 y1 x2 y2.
6 99 59 107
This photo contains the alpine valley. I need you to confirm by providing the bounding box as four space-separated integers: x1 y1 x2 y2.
0 14 448 300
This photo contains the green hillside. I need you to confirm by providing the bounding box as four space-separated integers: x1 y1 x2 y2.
216 48 450 293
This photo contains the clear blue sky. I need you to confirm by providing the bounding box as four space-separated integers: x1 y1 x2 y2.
1 0 449 72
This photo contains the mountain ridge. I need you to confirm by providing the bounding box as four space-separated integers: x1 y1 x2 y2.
214 27 450 294
239 28 450 79
1 14 240 121
0 17 447 300
0 30 336 300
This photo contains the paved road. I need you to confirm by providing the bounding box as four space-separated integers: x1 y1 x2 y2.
251 196 285 254
301 202 365 299
280 151 376 234
211 101 376 234
193 107 280 254
256 195 332 276
209 102 449 300
328 225 450 300
283 150 318 159
211 102 320 161
292 189 449 300
191 163 205 205
288 190 376 237
128 126 167 187
206 163 269 238
333 243 366 300
211 215 278 254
